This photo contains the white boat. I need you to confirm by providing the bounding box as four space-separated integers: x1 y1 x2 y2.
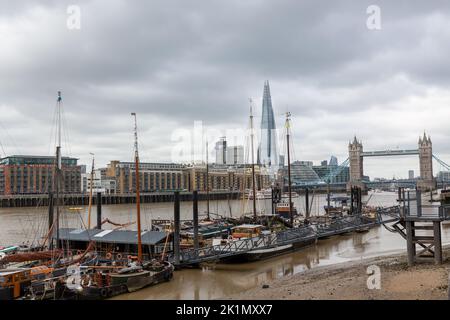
247 189 272 200
281 192 299 199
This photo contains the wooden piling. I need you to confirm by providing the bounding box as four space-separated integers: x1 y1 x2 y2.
193 190 199 251
96 192 102 229
434 221 442 264
305 188 310 219
406 221 415 266
173 191 180 265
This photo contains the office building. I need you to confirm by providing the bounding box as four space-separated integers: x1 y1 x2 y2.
226 145 244 165
257 80 278 167
329 156 338 166
215 137 227 165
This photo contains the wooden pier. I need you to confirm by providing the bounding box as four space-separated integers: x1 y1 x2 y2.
392 188 450 266
0 191 242 208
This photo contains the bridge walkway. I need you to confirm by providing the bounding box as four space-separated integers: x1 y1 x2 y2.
170 206 402 267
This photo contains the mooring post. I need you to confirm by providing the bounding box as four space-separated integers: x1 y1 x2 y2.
416 189 422 217
174 191 180 265
327 185 331 214
434 221 442 265
357 187 361 214
193 190 199 251
398 187 404 217
305 187 310 219
350 187 354 215
406 221 415 266
96 192 102 229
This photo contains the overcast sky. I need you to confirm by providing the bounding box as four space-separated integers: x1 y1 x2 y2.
1 0 450 179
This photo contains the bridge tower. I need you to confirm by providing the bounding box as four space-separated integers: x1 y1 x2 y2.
347 136 366 191
417 132 436 191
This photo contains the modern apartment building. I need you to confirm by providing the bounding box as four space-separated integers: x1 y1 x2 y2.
0 155 81 195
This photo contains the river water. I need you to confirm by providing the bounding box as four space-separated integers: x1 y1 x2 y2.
1 191 449 299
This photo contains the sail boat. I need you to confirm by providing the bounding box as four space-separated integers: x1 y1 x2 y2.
275 112 300 224
240 99 265 220
61 113 174 300
0 91 97 300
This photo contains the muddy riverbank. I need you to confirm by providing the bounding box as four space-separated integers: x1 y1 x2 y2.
225 247 450 300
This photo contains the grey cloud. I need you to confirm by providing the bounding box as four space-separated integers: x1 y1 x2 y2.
1 0 450 178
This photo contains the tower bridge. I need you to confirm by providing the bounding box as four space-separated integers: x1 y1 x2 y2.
347 133 436 191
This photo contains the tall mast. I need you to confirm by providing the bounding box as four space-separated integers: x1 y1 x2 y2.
250 99 257 218
131 112 143 263
55 91 62 249
285 112 293 225
206 140 210 220
87 153 95 229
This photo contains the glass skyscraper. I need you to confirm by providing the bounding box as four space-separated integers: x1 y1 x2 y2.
258 80 278 169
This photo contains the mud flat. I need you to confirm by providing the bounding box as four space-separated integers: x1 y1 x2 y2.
224 248 450 300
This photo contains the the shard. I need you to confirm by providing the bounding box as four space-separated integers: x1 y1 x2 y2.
257 80 278 168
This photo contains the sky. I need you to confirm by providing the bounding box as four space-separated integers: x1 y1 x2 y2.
1 0 450 179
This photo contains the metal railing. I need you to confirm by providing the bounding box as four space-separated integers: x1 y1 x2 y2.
170 213 393 266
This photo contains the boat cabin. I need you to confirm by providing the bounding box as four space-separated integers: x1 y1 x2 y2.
324 196 350 216
54 228 171 260
0 268 32 300
231 224 264 239
275 201 298 218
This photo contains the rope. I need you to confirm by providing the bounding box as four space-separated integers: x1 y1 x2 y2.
101 218 135 230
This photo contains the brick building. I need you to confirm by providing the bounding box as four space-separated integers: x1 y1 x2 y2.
0 155 81 195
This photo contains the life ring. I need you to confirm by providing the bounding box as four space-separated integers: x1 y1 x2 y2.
76 250 82 255
116 253 122 260
106 252 112 259
67 251 73 257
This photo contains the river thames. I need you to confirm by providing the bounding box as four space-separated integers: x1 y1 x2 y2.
1 191 449 299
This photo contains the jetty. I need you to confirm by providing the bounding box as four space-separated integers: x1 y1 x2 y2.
167 188 402 267
0 190 241 208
